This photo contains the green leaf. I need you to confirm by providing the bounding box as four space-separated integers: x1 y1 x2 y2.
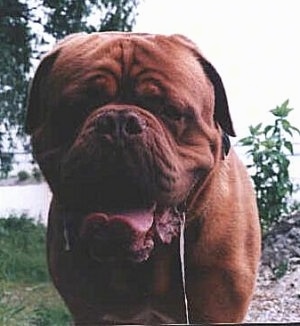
261 139 275 149
250 123 262 135
239 137 253 146
284 141 294 154
271 100 293 118
281 119 291 130
281 99 290 109
290 125 300 135
264 125 273 135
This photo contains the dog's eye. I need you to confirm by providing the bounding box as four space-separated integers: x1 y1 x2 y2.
161 106 184 121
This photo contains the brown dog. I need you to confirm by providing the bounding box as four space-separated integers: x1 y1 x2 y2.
26 32 261 324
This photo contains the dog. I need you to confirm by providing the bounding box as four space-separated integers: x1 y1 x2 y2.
26 32 261 324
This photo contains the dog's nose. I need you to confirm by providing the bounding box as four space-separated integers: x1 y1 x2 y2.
97 111 146 138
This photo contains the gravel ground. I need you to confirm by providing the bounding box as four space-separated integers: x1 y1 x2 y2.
246 212 300 323
246 264 300 322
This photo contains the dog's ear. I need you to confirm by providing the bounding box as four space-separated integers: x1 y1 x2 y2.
25 50 60 135
170 34 236 137
199 57 236 137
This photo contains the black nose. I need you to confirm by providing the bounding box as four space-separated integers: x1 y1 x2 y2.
97 110 146 138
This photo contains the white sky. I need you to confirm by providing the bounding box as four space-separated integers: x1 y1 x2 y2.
134 0 300 138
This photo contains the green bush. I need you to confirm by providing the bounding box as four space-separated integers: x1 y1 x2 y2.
0 215 71 324
239 100 300 233
0 215 48 283
17 170 30 182
0 283 71 325
30 304 71 326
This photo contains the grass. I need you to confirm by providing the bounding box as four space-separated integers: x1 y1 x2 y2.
0 215 71 325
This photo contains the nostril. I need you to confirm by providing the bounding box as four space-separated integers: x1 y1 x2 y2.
96 113 117 135
124 113 146 135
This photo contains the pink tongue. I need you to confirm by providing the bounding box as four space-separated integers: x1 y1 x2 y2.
86 208 154 234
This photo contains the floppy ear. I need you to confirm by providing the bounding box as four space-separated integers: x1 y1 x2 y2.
199 57 236 137
25 51 60 135
170 34 236 137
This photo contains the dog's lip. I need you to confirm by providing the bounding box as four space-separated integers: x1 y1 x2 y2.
79 204 157 263
83 204 156 235
80 202 182 247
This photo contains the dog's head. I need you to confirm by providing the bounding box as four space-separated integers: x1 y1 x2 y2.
26 32 235 262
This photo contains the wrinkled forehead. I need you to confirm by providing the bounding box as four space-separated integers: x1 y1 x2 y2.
51 33 205 87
